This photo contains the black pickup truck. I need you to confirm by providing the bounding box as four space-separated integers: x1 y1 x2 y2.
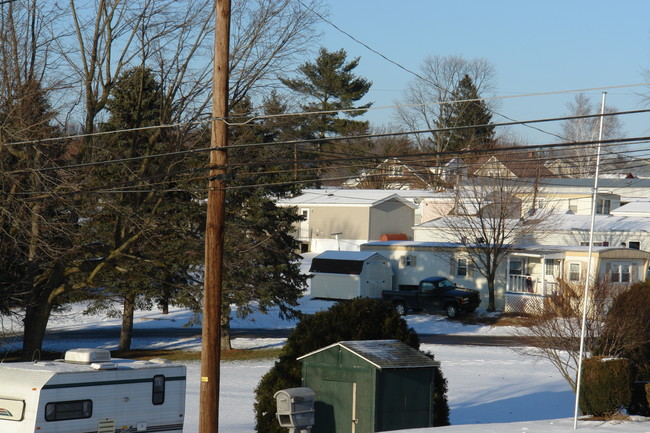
381 276 481 318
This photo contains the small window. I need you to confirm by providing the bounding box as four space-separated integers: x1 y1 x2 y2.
45 400 92 422
569 263 581 282
456 258 468 277
400 255 416 267
152 375 165 405
629 241 640 250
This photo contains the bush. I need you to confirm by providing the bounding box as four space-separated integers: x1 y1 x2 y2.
579 357 633 417
596 281 650 381
253 298 450 432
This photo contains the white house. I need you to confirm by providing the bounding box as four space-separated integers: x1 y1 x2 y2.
359 241 650 314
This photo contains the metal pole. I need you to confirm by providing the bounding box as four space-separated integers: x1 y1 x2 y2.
573 91 607 429
200 1 230 432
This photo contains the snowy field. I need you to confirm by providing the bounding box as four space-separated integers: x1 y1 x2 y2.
2 253 649 432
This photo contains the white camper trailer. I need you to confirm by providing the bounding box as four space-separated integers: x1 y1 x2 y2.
0 348 186 433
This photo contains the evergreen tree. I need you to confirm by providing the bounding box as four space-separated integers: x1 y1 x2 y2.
79 66 204 352
219 96 309 349
437 74 495 155
281 48 373 179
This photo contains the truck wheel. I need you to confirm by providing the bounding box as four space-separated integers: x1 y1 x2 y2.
394 302 408 316
445 303 459 318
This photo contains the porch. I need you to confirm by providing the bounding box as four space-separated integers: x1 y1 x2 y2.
505 252 563 314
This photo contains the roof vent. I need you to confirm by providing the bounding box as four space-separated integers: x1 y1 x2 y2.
64 348 112 364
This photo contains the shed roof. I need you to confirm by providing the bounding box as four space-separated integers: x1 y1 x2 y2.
298 340 439 370
309 251 388 274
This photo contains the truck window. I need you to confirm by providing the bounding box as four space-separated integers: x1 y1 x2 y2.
153 375 165 405
438 279 454 289
420 282 435 293
45 400 92 421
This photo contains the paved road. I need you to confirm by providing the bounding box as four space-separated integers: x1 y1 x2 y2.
40 327 534 347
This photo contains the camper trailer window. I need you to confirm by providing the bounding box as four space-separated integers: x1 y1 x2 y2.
152 375 165 405
45 400 92 421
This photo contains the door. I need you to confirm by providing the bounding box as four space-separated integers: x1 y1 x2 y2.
298 208 310 240
314 380 359 433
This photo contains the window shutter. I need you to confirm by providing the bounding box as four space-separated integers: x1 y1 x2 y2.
450 258 455 275
467 262 474 277
631 264 638 282
605 263 611 282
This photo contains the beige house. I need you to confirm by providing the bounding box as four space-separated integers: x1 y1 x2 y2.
278 189 416 253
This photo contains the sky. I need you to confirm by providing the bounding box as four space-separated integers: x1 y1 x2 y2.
314 0 650 147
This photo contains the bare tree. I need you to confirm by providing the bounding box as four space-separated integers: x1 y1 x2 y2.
557 93 625 177
430 174 552 311
0 0 76 359
395 55 497 151
514 278 627 392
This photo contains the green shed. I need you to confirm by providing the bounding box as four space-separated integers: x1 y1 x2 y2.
297 340 440 433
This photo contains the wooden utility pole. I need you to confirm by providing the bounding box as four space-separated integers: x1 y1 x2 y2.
200 1 230 433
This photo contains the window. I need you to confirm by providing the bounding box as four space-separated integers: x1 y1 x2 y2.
400 255 417 267
45 400 92 422
420 282 435 294
456 258 468 277
596 199 611 214
509 260 523 275
609 263 634 283
545 259 558 276
152 375 165 405
569 263 581 282
628 241 640 250
580 241 609 247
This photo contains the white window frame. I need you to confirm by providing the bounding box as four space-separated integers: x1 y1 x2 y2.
569 262 581 282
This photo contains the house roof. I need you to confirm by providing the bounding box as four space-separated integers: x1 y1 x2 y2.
472 154 554 178
611 201 650 217
298 340 439 370
277 189 417 208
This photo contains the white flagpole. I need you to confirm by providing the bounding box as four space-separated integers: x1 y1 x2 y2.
573 91 607 429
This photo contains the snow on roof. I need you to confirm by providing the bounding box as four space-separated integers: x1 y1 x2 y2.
611 201 650 216
313 250 383 261
298 340 439 370
277 189 417 208
362 240 463 248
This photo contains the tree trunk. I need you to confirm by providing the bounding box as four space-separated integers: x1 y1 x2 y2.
220 309 231 351
119 292 136 352
21 297 53 361
487 276 496 312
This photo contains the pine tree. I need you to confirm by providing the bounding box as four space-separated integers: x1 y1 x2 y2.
281 48 373 179
219 96 309 349
80 66 204 352
436 74 495 155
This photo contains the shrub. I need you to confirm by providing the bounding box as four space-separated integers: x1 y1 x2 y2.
596 280 650 381
253 298 450 432
579 357 633 417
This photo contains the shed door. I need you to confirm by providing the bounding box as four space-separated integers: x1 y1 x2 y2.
314 380 359 433
364 260 389 298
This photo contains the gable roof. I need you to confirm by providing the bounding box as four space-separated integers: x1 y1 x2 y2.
309 251 388 274
298 340 439 370
472 153 554 178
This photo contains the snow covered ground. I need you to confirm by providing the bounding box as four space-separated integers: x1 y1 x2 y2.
2 253 649 432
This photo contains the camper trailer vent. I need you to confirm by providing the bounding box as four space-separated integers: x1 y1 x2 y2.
97 418 115 433
65 348 112 364
91 362 118 370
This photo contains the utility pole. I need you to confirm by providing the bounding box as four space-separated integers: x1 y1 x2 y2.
200 1 230 433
